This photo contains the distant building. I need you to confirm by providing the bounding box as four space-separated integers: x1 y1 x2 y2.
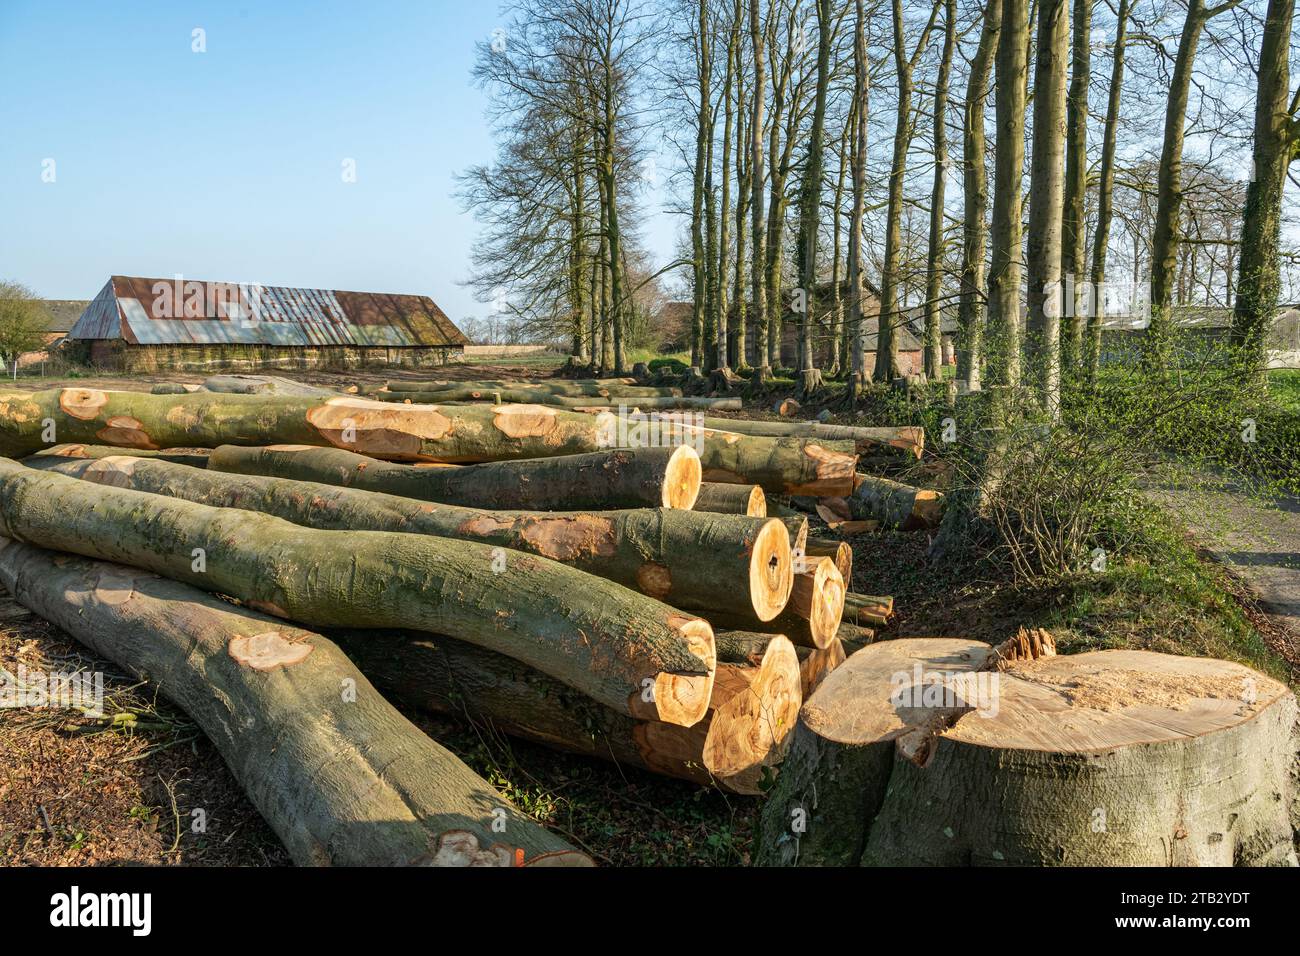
66 275 468 372
36 300 90 344
1099 304 1300 369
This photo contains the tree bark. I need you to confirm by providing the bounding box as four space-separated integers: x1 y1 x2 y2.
1087 0 1132 380
694 481 767 515
373 389 742 410
750 0 769 377
0 459 716 726
758 636 1298 866
697 416 924 458
850 473 944 528
1229 0 1296 363
848 0 872 393
1025 0 1068 415
924 0 957 380
31 454 794 623
987 0 1030 386
0 538 587 866
957 0 1002 387
714 556 844 649
1060 0 1092 376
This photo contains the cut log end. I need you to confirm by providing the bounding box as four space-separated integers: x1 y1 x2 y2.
702 635 803 792
661 445 702 510
785 557 846 650
750 518 795 623
633 617 717 727
744 485 767 516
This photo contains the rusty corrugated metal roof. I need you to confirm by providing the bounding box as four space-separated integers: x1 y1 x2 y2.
67 276 468 348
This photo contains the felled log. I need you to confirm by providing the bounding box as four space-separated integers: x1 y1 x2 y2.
803 537 851 581
773 398 801 417
713 556 844 650
0 459 715 726
0 388 855 494
834 622 875 651
698 417 924 458
202 374 338 397
796 640 846 700
0 539 586 866
850 473 943 529
206 443 701 511
28 443 212 469
376 389 740 411
332 628 801 795
693 482 766 516
30 455 793 623
149 382 203 394
385 379 677 398
757 635 1299 866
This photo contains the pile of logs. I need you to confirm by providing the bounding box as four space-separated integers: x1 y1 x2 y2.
4 379 1290 868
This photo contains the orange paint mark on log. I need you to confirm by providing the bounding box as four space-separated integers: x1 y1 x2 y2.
519 515 617 561
228 631 313 670
58 388 109 421
490 404 558 439
306 397 452 458
82 456 140 488
636 563 672 599
95 417 160 450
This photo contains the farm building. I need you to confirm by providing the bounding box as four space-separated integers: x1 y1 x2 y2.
36 300 91 345
66 276 468 372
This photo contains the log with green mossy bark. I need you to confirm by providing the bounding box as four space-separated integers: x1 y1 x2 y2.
0 538 587 866
693 482 767 516
334 627 801 795
28 442 212 469
0 388 856 494
375 388 740 410
383 378 677 397
29 454 793 622
204 443 701 511
850 473 944 529
0 458 715 727
710 557 845 650
756 632 1299 866
697 417 924 458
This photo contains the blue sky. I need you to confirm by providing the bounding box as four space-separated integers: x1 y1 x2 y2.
0 1 673 320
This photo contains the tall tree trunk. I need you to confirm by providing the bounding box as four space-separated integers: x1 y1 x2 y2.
692 0 713 370
987 0 1030 387
957 0 1002 387
830 124 848 377
848 0 872 395
717 2 739 374
1149 0 1241 356
750 0 770 380
1087 0 1131 380
924 0 958 380
794 0 834 397
875 0 939 382
1230 0 1296 368
1060 0 1091 376
734 40 751 371
1026 0 1068 415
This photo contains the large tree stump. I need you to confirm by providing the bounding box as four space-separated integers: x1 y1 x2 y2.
757 637 1299 866
206 443 701 512
0 539 587 866
29 455 793 623
0 459 715 726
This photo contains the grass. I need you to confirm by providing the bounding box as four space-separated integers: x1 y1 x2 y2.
1269 369 1300 413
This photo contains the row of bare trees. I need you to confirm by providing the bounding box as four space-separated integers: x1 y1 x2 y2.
463 0 1299 400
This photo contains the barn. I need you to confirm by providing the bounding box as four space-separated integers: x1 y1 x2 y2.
66 275 468 372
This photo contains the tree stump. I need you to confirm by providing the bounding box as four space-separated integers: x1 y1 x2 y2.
757 637 1299 866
